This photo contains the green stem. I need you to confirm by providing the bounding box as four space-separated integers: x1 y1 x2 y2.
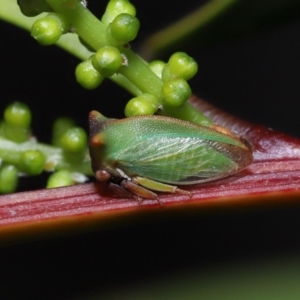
118 49 163 99
46 0 109 47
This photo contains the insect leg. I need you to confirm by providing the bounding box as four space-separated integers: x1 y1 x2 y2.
95 170 135 198
132 176 190 197
121 180 160 203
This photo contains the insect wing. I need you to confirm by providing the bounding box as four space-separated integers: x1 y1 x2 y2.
110 133 248 185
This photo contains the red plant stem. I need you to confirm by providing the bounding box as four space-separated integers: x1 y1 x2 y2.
0 96 300 244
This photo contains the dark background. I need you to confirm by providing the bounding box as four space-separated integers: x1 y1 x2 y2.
1 0 300 298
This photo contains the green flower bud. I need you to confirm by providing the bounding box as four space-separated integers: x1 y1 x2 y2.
108 13 140 45
161 79 192 107
52 117 76 146
19 150 46 175
31 14 65 45
91 46 122 77
125 93 159 117
168 52 198 81
102 0 136 25
0 165 18 194
148 60 166 79
3 102 31 143
60 127 87 153
4 102 31 128
47 170 74 188
75 59 104 89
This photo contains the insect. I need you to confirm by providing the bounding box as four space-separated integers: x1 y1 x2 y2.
89 110 252 203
